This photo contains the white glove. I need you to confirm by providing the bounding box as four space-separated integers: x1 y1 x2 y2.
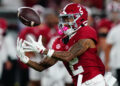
17 37 29 64
23 35 46 53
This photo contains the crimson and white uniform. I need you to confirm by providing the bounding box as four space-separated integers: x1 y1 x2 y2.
17 3 116 86
52 26 105 86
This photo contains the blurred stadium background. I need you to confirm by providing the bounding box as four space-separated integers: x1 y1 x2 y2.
0 0 120 86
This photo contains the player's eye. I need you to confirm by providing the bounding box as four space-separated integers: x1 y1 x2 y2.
60 16 74 23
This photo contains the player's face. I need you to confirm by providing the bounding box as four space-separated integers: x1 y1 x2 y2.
62 16 74 23
58 15 75 35
59 15 74 28
60 16 74 23
98 27 108 38
98 27 108 50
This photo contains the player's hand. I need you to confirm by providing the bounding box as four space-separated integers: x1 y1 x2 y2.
23 35 46 53
17 37 29 64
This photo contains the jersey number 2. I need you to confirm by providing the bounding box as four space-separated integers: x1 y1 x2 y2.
69 58 84 76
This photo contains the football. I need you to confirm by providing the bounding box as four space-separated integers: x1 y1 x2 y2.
17 7 41 27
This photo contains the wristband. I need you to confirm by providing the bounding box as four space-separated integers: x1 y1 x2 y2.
47 49 54 58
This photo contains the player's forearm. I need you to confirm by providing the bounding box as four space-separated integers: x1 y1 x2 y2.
105 46 110 65
27 60 50 72
105 48 110 65
43 50 74 62
43 39 93 62
105 44 112 65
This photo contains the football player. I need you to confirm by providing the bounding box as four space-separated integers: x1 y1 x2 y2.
17 3 113 86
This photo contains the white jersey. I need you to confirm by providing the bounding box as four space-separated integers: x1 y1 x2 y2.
106 24 120 69
0 39 7 79
0 32 17 79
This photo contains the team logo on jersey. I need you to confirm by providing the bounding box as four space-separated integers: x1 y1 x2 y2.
65 45 69 50
56 44 61 49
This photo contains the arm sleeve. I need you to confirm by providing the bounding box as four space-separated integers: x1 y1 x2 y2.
75 26 98 44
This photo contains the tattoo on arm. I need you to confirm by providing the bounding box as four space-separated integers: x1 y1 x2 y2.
44 39 95 62
27 57 57 72
70 39 92 56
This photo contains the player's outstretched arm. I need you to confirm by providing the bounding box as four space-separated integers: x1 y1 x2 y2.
27 57 58 72
43 39 96 62
23 35 95 62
